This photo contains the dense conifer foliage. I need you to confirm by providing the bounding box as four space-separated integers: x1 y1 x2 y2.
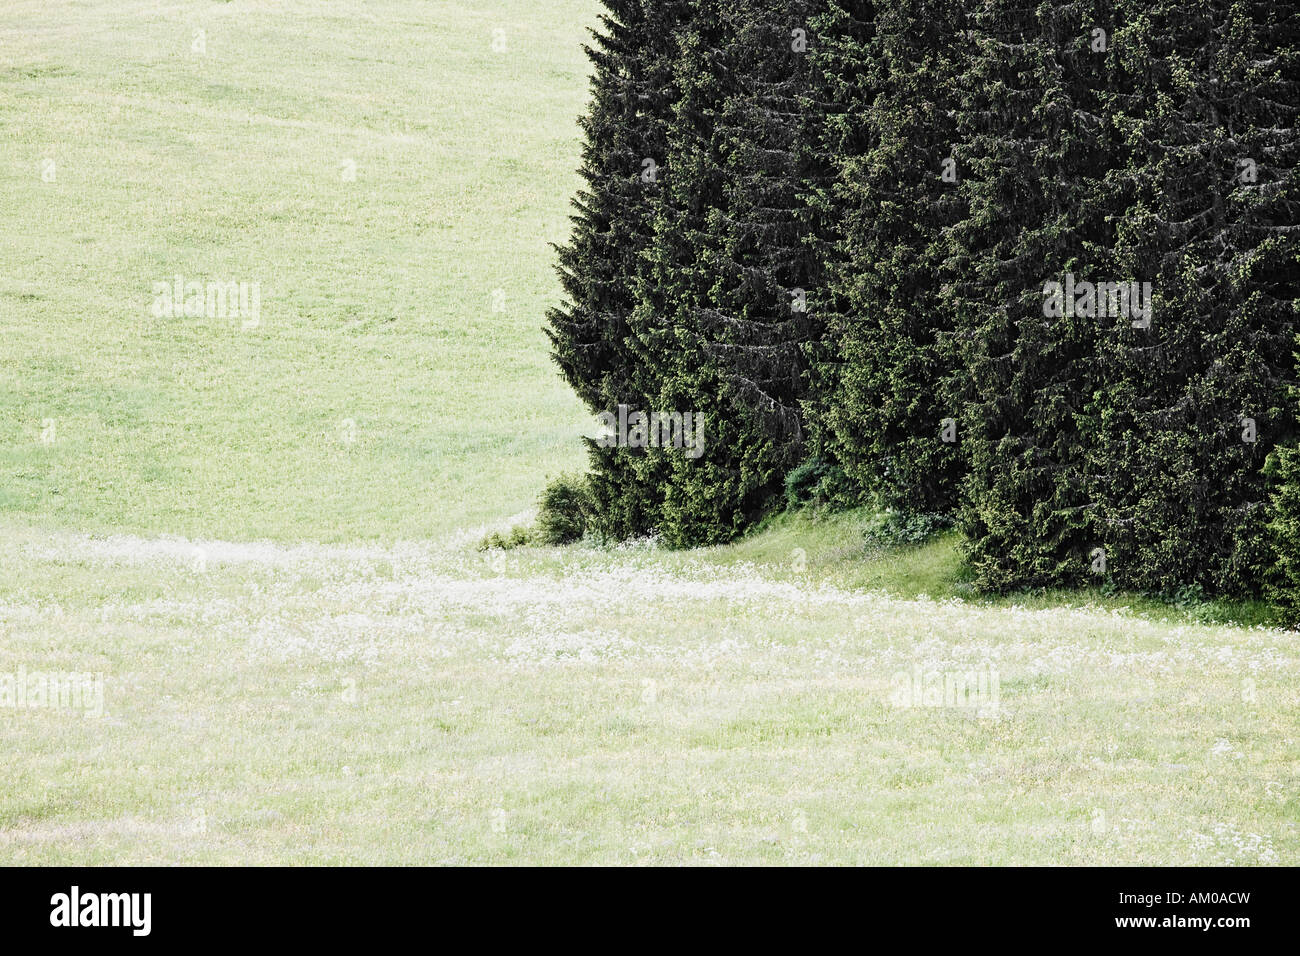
550 0 827 546
548 0 1299 610
944 0 1121 591
547 0 691 540
812 0 966 521
1089 0 1300 597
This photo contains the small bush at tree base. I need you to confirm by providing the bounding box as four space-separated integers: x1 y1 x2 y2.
862 510 953 549
536 473 595 545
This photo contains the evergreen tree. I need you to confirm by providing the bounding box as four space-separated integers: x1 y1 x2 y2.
1093 0 1299 595
945 0 1121 590
640 0 830 545
813 0 966 521
545 1 690 539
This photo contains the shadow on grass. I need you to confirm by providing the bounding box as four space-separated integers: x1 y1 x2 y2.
698 508 1283 630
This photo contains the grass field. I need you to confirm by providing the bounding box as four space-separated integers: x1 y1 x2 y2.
2 0 1297 865
2 515 1297 864
1 0 593 541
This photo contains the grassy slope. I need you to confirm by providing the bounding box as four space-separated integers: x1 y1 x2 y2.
0 0 594 541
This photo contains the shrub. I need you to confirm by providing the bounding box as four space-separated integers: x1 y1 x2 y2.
783 456 853 511
536 473 595 545
478 525 535 551
862 509 953 549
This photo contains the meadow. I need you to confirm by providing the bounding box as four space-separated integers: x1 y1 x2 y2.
1 0 593 541
0 0 1296 865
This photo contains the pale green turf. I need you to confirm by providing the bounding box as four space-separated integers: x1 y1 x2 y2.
1 0 595 542
1 1 1296 866
1 518 1296 865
